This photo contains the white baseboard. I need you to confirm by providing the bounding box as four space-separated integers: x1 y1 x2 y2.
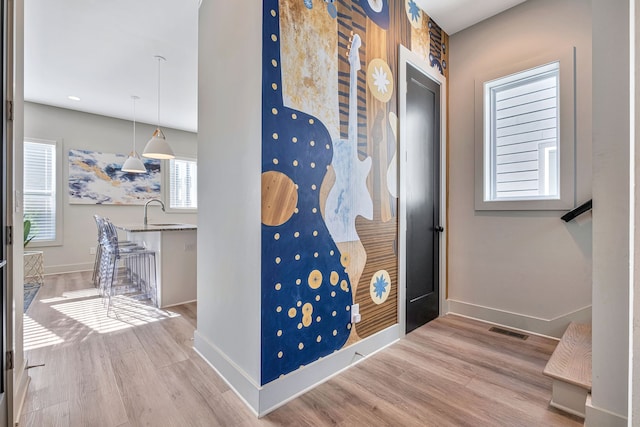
193 330 260 415
585 395 627 427
194 324 400 417
258 325 399 416
13 360 30 426
549 380 587 418
447 299 592 339
43 263 93 276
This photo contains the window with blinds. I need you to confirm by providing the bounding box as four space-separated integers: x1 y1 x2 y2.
169 158 197 210
485 61 560 201
24 140 58 243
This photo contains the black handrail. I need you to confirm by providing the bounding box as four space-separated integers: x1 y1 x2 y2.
561 199 592 222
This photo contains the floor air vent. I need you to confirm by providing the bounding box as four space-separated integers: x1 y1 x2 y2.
489 327 529 340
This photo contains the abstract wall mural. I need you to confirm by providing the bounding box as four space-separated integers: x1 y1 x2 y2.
68 149 161 205
261 0 448 385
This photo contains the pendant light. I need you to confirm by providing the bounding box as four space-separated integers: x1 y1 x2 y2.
143 55 175 159
122 95 147 173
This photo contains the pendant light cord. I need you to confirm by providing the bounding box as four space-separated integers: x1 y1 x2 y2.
156 55 164 129
152 55 166 139
156 56 161 128
132 96 137 151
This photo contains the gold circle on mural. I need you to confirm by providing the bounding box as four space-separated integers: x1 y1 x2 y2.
302 302 313 315
330 271 339 286
261 171 298 226
369 269 392 305
340 252 351 268
308 270 323 289
340 280 349 292
367 58 394 103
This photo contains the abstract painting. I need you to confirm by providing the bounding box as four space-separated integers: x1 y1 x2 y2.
68 149 161 205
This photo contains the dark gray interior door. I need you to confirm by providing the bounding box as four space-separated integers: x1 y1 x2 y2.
405 63 440 333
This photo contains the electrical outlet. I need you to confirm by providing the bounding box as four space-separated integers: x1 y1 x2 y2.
351 304 361 323
89 247 96 255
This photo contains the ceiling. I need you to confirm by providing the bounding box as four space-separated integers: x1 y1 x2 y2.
24 0 526 133
415 0 527 35
24 0 199 132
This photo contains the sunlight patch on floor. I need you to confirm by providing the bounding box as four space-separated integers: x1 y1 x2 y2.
51 296 180 334
39 287 100 304
23 315 64 351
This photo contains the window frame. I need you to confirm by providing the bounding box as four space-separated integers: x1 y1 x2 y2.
23 137 63 247
162 156 198 213
474 47 575 211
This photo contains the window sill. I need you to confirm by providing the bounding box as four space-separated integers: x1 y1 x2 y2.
164 208 198 214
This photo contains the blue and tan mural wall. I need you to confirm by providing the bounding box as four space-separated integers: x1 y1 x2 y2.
261 0 448 385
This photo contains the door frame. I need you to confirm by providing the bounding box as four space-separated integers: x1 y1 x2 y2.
398 45 448 336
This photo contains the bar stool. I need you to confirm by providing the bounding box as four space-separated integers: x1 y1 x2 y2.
92 215 138 289
97 217 158 313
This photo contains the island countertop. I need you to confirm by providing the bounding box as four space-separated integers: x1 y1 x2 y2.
115 223 197 308
115 223 197 232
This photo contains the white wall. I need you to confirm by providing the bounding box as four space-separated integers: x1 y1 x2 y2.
448 0 593 337
11 0 29 422
634 1 640 422
589 0 629 424
23 102 198 274
194 0 263 411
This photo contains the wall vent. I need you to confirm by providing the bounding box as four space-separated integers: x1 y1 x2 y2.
489 327 529 340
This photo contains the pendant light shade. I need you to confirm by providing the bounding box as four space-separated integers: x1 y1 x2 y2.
122 95 147 173
122 154 146 173
143 55 175 160
144 128 174 159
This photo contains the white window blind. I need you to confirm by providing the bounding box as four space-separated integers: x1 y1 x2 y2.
169 158 197 209
24 140 57 242
485 61 560 201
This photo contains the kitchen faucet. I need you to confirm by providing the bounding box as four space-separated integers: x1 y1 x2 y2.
144 199 165 225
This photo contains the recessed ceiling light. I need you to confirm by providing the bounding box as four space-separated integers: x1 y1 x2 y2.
67 95 81 101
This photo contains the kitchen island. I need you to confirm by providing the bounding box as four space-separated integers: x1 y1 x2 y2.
115 223 197 308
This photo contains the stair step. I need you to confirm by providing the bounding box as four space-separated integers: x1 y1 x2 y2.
544 322 592 389
543 322 592 417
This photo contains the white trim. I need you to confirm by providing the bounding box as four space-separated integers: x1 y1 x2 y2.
258 325 399 416
12 360 29 426
585 395 628 427
549 380 588 418
193 329 261 413
43 262 93 276
447 312 560 342
447 299 592 339
398 45 448 336
195 325 400 417
474 47 576 210
630 0 639 423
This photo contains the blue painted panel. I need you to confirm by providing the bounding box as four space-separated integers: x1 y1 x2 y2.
261 0 353 386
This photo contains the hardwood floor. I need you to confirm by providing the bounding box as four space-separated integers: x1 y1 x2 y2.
21 272 582 426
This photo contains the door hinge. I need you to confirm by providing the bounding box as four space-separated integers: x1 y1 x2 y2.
6 350 13 371
6 225 12 245
6 100 13 122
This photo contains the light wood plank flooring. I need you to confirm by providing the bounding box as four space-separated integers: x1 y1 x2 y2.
21 272 583 426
